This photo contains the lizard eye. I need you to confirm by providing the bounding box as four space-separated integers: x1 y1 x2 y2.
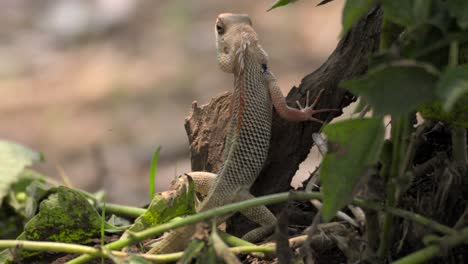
261 64 268 73
216 24 225 35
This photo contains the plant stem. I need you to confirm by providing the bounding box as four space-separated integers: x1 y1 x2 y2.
66 191 456 264
402 121 432 173
100 203 146 218
230 245 275 254
414 32 468 59
364 209 380 255
451 125 467 164
0 240 273 263
0 240 102 255
450 124 468 231
392 226 468 264
378 116 411 257
378 123 401 257
353 198 455 236
0 191 455 263
449 41 459 68
218 231 256 247
379 18 402 51
100 201 106 264
67 192 321 264
448 40 466 170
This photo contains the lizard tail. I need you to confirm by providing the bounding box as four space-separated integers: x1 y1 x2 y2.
149 226 195 254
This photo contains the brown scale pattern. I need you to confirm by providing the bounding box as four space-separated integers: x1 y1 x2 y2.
199 53 272 210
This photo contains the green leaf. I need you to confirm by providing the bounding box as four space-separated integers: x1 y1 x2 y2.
382 0 431 27
0 140 41 207
123 255 152 264
211 227 241 264
353 98 369 115
342 60 439 116
341 0 375 35
0 249 12 264
196 243 218 264
123 175 196 237
24 176 50 218
106 214 131 228
317 0 336 6
105 247 152 264
437 65 468 111
180 239 206 264
447 0 468 29
320 118 385 221
3 169 50 219
149 146 161 199
268 0 298 11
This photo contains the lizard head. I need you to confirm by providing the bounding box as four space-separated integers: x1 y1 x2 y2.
215 13 268 74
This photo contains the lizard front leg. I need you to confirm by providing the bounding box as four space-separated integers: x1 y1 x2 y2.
179 172 217 195
263 69 337 123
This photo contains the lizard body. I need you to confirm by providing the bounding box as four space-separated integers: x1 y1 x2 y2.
152 13 334 253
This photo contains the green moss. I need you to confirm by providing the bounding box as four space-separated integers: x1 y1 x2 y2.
15 186 101 259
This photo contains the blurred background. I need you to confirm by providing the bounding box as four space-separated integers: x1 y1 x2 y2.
0 0 344 205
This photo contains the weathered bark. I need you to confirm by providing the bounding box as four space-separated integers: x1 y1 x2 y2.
184 7 383 236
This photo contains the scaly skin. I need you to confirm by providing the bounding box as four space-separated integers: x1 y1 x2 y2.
151 13 333 254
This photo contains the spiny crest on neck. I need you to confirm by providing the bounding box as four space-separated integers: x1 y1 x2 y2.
232 31 253 134
235 30 255 74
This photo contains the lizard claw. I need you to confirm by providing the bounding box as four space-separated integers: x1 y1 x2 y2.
298 89 339 123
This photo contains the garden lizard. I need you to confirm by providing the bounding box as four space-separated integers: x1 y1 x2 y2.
151 13 335 253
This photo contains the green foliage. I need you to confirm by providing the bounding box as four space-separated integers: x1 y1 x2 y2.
180 239 206 264
0 140 42 207
195 245 218 264
124 175 196 235
342 61 439 116
341 0 375 35
149 146 161 199
337 0 468 261
0 141 47 241
267 0 298 11
421 64 468 127
381 0 431 27
106 248 152 264
352 98 368 115
211 227 241 264
437 65 468 111
419 99 468 127
320 118 385 221
0 1 467 263
0 205 23 239
447 0 468 29
4 169 48 219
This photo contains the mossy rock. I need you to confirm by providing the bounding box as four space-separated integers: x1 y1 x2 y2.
14 186 101 260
